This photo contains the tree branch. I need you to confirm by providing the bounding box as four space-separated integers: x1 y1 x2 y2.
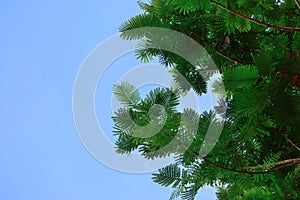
281 133 300 151
268 127 300 152
200 153 300 175
288 12 300 22
210 0 300 32
243 158 300 170
193 32 244 65
160 127 300 175
295 0 300 10
195 63 239 73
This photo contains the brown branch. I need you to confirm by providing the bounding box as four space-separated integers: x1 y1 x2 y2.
288 12 300 22
269 127 300 152
280 133 300 151
283 190 299 199
221 63 239 71
278 42 292 51
160 127 300 175
243 158 300 170
215 49 240 64
200 153 300 174
202 63 239 72
193 32 244 65
210 0 300 32
195 63 239 74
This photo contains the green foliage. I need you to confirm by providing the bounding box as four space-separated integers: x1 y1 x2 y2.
112 0 300 199
222 65 259 91
243 188 273 200
113 82 141 106
253 50 276 76
235 17 252 33
170 0 211 14
231 87 267 115
292 32 300 50
152 164 181 187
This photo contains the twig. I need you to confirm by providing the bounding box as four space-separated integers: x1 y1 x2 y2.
193 32 244 65
288 12 300 22
281 133 300 151
160 127 300 175
243 158 300 170
201 154 299 174
295 0 300 10
198 63 239 73
210 0 300 32
269 127 300 152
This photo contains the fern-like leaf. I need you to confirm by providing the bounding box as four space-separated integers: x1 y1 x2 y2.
152 164 182 187
113 82 141 107
222 65 259 92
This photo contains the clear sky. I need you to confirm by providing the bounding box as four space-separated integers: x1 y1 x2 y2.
0 0 216 199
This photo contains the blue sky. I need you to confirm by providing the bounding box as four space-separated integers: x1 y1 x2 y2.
0 0 216 199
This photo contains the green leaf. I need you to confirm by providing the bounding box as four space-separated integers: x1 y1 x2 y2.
253 51 275 76
152 164 181 187
180 184 200 200
235 17 252 32
231 87 267 115
223 66 259 91
292 32 300 50
171 0 210 14
113 82 141 106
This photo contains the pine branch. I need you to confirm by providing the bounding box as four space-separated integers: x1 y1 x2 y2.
210 0 300 32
